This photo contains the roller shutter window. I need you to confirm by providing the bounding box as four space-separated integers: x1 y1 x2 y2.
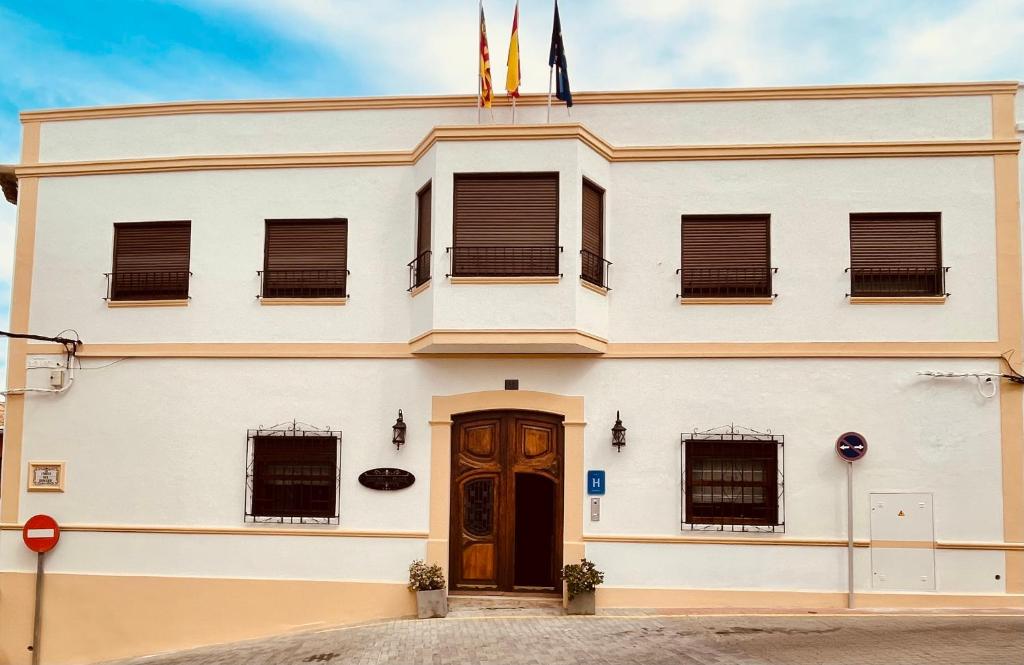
414 183 432 287
263 219 348 298
111 221 191 301
849 213 942 297
251 435 339 519
581 179 605 287
680 215 771 298
453 173 559 276
685 438 780 526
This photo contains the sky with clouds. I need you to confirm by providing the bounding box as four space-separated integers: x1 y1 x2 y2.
1 0 1024 384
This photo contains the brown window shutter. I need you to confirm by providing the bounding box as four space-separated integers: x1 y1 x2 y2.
680 215 771 298
581 179 603 257
252 435 338 519
452 173 559 276
263 219 348 298
849 213 942 296
111 221 191 300
417 183 432 258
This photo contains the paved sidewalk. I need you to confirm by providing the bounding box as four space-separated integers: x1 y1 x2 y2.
111 613 1024 665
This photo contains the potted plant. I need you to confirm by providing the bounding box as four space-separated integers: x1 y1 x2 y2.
408 559 447 618
562 558 604 615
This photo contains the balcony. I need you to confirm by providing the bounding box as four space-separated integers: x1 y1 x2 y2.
105 270 191 302
847 266 949 299
678 267 775 300
580 249 611 290
407 250 431 291
258 269 349 300
446 246 562 279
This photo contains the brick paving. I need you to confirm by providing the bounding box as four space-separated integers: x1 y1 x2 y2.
110 612 1024 665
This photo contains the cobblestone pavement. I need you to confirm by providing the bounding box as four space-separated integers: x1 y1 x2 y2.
111 613 1024 665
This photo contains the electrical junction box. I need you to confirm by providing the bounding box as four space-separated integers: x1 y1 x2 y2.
869 492 935 591
48 370 65 388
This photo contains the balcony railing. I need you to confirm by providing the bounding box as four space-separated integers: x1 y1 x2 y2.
407 250 431 291
580 250 611 290
846 266 949 297
105 270 191 301
677 267 776 298
446 246 562 278
258 269 349 299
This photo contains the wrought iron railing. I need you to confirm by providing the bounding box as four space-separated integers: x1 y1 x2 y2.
258 269 349 299
446 246 562 277
407 250 431 291
580 249 611 290
677 267 776 298
105 270 191 301
846 266 949 297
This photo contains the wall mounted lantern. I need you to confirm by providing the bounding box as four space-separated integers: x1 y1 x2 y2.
611 411 626 452
392 410 407 450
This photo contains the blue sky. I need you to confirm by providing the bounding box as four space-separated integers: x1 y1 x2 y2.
1 0 1024 384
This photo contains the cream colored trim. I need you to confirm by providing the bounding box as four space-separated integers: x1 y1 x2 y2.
13 124 1020 179
25 461 65 492
0 573 414 665
680 297 774 305
106 299 190 308
21 340 1006 359
20 123 40 165
259 297 348 306
409 330 608 354
450 276 561 284
849 296 947 304
428 391 586 580
871 540 936 549
580 279 608 296
583 533 1024 552
0 522 426 539
408 280 431 297
20 82 1018 122
595 586 1024 610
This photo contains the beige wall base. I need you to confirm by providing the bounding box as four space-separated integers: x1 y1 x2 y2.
597 586 1024 610
0 573 414 665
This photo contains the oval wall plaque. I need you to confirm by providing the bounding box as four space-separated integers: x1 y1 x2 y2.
358 468 416 491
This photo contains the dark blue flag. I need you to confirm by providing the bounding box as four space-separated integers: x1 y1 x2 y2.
548 0 572 107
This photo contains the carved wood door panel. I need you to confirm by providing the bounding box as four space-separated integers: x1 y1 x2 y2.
450 410 563 592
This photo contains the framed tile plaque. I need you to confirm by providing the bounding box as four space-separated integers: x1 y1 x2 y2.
27 461 65 492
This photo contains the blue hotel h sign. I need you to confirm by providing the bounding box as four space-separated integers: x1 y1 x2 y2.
587 470 606 495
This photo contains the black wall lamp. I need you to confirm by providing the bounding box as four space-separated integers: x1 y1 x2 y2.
392 410 407 449
612 411 626 452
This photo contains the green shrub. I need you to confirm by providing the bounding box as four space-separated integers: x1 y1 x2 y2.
561 558 604 599
408 559 446 592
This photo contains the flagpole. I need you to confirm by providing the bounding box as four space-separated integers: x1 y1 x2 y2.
546 66 553 123
477 0 482 124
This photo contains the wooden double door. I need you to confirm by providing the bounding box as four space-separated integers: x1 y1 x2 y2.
450 410 564 592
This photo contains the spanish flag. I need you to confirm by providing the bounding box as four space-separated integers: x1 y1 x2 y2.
505 0 520 98
479 2 493 109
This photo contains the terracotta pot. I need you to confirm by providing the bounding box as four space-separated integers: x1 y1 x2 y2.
416 588 448 619
566 590 596 615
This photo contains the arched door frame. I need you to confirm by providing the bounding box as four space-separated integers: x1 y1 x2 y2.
428 391 586 585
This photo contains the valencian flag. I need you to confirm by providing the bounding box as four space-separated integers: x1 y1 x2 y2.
505 0 521 98
479 1 493 109
548 0 572 107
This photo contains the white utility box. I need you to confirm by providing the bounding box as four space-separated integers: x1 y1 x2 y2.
869 492 935 591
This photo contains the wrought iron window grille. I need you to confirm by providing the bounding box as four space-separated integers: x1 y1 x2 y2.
445 246 563 278
580 249 612 289
245 420 342 525
844 266 950 298
680 424 785 533
676 267 778 299
407 250 432 291
104 271 192 301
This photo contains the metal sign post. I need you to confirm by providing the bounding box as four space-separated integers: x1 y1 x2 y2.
835 433 867 609
22 514 60 665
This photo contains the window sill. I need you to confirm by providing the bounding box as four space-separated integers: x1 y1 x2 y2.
449 276 560 285
260 297 348 306
409 280 431 297
107 299 189 308
580 279 608 296
679 297 774 305
849 296 947 304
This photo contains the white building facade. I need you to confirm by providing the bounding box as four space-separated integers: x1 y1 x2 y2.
1 81 1023 663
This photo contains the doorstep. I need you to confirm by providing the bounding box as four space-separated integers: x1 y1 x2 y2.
446 594 565 617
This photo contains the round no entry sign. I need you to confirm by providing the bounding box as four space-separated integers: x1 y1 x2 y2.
835 432 868 463
22 514 60 553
